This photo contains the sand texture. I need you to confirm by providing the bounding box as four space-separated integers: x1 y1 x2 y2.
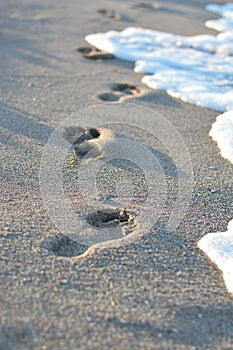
0 0 233 349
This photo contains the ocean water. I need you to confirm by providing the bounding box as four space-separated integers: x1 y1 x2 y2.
86 3 233 293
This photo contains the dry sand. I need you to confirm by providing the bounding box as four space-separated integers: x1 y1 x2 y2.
1 0 233 349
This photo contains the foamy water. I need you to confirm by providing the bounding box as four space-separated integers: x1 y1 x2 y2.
198 219 233 293
209 110 233 164
86 3 233 293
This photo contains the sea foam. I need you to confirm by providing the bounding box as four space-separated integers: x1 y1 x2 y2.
209 110 233 164
198 219 233 293
86 3 233 293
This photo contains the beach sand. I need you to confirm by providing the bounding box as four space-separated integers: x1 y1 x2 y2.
0 0 233 349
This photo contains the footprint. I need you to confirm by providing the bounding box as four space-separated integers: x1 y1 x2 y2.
77 47 114 60
112 83 140 96
42 209 136 258
58 123 148 259
62 126 100 145
62 126 115 159
86 208 137 236
97 92 120 102
98 83 142 102
42 234 88 257
98 9 121 20
132 2 160 9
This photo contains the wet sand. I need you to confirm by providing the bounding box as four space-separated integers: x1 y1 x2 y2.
0 0 233 349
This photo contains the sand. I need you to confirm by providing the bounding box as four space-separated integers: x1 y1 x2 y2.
0 0 233 349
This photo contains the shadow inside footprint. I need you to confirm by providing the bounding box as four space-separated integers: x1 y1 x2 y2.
98 83 141 101
62 126 100 145
77 47 115 60
97 92 120 102
42 234 88 257
86 208 136 236
112 83 139 94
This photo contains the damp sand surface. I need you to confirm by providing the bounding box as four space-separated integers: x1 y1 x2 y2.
0 0 233 349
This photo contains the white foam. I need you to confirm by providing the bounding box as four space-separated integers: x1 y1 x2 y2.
86 28 233 112
86 3 233 293
206 3 233 18
206 18 233 31
86 26 233 57
209 110 233 163
198 220 233 293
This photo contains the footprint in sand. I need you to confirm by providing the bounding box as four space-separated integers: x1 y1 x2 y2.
42 234 88 257
97 9 121 20
41 102 191 261
77 47 143 101
43 208 138 259
62 125 115 158
53 125 142 258
86 208 137 236
98 83 142 102
77 47 115 60
131 2 160 9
